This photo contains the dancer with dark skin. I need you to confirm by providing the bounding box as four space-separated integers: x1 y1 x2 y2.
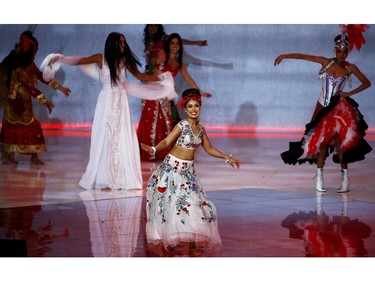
1 32 70 165
42 32 176 190
274 25 371 193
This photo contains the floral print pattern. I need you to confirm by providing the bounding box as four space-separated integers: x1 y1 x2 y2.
175 120 205 150
146 153 221 248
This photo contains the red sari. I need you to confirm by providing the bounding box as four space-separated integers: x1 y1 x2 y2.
137 65 179 161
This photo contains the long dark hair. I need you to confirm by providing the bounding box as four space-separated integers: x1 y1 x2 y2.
104 32 141 85
143 24 166 53
164 33 183 67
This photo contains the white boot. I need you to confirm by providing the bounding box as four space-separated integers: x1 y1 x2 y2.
316 168 326 192
337 169 350 193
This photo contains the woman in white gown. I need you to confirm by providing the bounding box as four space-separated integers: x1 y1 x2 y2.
41 32 177 191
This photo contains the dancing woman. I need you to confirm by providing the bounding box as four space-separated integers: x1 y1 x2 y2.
41 32 177 190
143 24 207 74
1 32 70 165
141 88 240 255
137 33 212 161
274 25 372 193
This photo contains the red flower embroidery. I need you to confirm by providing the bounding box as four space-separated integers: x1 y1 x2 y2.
158 186 167 193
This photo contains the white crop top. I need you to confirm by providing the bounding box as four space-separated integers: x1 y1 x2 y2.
175 120 205 150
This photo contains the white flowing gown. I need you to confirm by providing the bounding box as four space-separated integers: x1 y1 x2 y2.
40 54 178 190
79 61 143 190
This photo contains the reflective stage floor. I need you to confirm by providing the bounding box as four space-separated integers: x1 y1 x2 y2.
1 129 375 276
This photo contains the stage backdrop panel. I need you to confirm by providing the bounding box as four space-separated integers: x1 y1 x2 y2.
1 24 374 130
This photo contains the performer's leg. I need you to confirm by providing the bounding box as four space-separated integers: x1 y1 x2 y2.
334 134 350 193
30 153 45 165
316 144 328 192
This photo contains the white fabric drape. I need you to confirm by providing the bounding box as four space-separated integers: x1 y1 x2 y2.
40 53 178 101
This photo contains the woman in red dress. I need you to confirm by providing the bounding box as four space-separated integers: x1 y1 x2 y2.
137 33 212 161
1 34 70 165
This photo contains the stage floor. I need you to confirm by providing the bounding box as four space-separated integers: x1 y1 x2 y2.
1 129 375 259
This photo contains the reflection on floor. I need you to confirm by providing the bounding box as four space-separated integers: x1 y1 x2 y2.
1 129 375 259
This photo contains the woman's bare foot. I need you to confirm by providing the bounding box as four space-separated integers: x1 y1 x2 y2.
8 153 18 164
101 187 111 192
30 154 45 165
2 153 17 164
189 242 202 256
1 155 12 164
164 245 174 253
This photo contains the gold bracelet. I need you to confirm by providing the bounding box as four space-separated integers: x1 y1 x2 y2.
48 79 60 89
36 94 48 105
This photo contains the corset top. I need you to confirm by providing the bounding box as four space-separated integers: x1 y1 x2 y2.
318 60 351 106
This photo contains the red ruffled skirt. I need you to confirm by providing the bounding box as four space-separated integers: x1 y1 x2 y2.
281 96 372 165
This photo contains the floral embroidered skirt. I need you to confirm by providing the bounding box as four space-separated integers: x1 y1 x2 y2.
145 153 222 249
